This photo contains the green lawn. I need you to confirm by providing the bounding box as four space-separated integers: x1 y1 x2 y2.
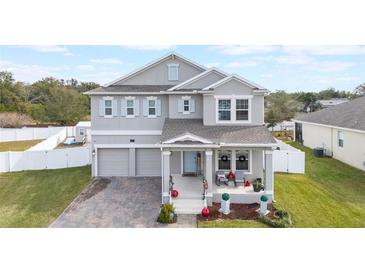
0 139 44 152
0 166 91 227
198 219 270 228
199 143 365 228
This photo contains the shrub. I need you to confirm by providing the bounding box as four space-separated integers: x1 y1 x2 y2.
158 203 176 224
259 208 292 228
222 193 230 201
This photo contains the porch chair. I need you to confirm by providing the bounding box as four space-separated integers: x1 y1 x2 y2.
235 170 245 186
215 171 228 186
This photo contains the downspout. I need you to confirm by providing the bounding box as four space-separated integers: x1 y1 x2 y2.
160 146 164 204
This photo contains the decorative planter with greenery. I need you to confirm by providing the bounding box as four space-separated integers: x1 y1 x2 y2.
259 208 292 228
259 195 269 215
253 178 264 192
157 203 177 224
220 193 231 215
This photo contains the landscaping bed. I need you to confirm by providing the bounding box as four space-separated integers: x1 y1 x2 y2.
197 202 275 222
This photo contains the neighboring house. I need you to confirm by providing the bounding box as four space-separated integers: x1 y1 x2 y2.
85 52 276 212
318 98 349 108
294 96 365 172
268 120 295 132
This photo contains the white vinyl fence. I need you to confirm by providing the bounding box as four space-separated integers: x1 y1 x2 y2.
27 127 71 151
273 140 305 174
0 145 91 173
0 126 75 142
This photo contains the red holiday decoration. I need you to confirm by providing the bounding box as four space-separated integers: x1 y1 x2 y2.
245 181 251 187
227 170 235 180
201 207 210 217
172 189 179 198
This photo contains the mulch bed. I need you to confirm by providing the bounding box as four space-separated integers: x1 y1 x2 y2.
197 202 276 222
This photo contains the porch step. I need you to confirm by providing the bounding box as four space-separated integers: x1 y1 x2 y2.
172 198 205 214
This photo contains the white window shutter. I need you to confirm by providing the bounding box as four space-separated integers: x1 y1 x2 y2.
190 99 195 113
178 99 183 113
121 99 127 117
156 99 162 116
134 99 140 116
99 100 104 116
143 99 148 116
112 100 118 116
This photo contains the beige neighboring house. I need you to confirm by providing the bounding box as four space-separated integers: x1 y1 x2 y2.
293 96 365 172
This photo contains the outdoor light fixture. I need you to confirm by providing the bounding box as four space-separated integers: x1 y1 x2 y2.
92 150 96 156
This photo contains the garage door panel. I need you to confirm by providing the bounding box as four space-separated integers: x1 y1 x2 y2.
136 149 161 176
98 148 129 176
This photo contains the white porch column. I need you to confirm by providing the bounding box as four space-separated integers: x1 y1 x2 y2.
162 150 171 204
205 150 213 206
264 149 274 201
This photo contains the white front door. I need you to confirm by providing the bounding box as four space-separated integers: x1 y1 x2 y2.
183 151 197 174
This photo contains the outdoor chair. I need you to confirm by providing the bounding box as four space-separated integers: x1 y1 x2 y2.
215 171 228 186
235 170 245 186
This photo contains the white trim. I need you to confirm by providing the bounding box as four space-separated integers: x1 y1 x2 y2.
167 63 179 81
202 74 267 91
292 120 365 135
167 68 229 91
125 98 135 118
91 130 162 136
163 132 213 144
180 151 183 175
105 52 206 86
215 149 252 174
215 96 252 124
205 150 213 156
94 144 160 149
162 151 171 156
220 143 277 148
103 97 114 118
85 90 214 95
161 144 220 148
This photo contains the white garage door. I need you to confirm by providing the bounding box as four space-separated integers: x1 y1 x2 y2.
136 148 161 176
98 148 129 176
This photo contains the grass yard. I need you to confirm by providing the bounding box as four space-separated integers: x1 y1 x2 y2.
0 165 91 227
199 143 365 228
0 139 44 152
198 219 270 228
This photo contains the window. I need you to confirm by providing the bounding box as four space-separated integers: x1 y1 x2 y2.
148 99 156 116
338 130 344 147
126 99 134 116
236 150 249 171
104 100 112 116
218 150 231 170
236 99 249 121
168 63 179 81
218 99 231 121
183 100 190 112
79 128 85 136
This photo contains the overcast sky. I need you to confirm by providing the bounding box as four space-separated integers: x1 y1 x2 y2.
0 45 364 92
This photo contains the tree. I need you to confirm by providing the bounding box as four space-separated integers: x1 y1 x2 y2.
265 91 300 128
354 83 365 97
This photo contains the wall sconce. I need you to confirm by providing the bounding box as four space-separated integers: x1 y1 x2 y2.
92 150 96 156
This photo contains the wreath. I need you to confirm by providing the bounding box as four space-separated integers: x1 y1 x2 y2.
238 155 246 162
221 155 228 162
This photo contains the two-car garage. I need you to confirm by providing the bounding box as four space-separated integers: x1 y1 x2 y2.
97 148 161 177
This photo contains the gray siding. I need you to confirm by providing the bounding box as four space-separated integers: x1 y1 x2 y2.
170 151 181 174
91 95 168 131
182 72 225 89
98 148 129 176
136 148 161 176
116 57 204 85
213 79 254 95
168 94 203 119
92 135 160 145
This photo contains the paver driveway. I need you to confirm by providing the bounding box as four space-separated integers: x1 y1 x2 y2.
50 177 196 228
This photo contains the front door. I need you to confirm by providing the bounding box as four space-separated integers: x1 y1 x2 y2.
183 151 197 174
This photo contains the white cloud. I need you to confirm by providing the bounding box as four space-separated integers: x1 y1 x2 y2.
124 45 175 51
18 45 73 56
211 45 279 55
275 55 315 65
90 58 122 64
225 60 259 68
77 65 95 71
304 61 356 72
282 46 365 56
205 62 221 68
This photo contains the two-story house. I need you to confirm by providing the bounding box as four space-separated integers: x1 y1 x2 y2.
85 52 276 213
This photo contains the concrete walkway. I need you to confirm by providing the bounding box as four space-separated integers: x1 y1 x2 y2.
50 177 197 228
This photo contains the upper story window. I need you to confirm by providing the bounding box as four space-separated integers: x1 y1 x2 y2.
167 63 179 81
126 99 134 116
148 99 156 116
338 130 344 147
218 99 231 121
183 100 190 112
104 99 112 116
216 96 251 123
236 99 249 121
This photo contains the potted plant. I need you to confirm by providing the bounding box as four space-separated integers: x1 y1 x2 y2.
259 195 269 215
253 178 264 192
157 203 176 223
220 193 231 215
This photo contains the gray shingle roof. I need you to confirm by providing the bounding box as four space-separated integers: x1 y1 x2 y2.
161 119 276 144
90 85 174 93
296 96 365 131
